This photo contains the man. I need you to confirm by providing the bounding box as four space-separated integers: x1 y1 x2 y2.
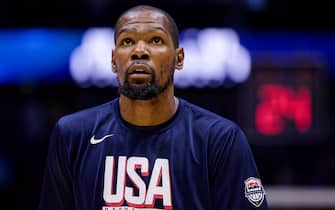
39 5 268 210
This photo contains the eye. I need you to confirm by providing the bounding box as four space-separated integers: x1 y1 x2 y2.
121 38 133 46
151 37 163 45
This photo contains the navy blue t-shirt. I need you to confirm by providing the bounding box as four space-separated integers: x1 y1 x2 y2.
39 97 268 210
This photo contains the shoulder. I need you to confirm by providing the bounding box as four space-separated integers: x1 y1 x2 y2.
56 99 117 135
180 98 248 149
180 98 240 132
179 99 252 168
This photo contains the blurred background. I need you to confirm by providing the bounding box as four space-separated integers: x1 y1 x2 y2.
0 0 334 209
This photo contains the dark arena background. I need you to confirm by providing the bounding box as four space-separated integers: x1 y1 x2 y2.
1 0 335 209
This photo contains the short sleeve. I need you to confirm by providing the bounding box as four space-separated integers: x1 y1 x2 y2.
39 121 75 210
208 124 268 210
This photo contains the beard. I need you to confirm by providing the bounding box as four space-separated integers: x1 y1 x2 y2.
118 69 174 100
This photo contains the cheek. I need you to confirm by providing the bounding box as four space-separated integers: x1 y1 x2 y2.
154 49 174 64
117 71 125 84
114 55 129 83
114 52 129 71
115 54 128 67
158 54 175 73
115 48 131 64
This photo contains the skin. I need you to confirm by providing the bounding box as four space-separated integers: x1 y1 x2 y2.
112 9 184 126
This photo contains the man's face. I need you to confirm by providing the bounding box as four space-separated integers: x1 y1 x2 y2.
112 10 183 100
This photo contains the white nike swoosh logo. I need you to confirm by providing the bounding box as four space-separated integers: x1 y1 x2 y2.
90 134 114 145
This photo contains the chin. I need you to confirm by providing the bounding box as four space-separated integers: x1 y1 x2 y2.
119 82 162 100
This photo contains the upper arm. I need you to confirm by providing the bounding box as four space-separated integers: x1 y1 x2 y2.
208 124 268 210
39 121 75 210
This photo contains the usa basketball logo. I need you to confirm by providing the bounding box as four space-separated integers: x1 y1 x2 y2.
244 177 265 207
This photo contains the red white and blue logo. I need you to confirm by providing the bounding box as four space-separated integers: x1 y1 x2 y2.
244 177 265 207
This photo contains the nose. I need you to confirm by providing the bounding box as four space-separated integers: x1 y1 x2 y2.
131 40 149 60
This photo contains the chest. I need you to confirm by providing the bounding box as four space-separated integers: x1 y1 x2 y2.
71 131 210 209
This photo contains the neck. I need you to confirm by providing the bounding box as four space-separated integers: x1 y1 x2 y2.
119 86 179 126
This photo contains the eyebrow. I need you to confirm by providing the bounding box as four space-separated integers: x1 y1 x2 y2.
116 25 169 38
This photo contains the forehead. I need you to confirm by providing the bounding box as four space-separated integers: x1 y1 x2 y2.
116 10 171 35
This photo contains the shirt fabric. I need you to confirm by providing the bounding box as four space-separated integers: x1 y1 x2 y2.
39 97 268 210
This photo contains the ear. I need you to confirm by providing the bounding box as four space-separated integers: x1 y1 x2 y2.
111 49 117 73
175 48 184 70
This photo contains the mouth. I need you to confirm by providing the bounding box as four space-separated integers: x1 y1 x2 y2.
128 63 152 75
127 64 153 83
129 69 151 75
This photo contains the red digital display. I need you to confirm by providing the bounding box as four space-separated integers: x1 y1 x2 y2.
255 84 312 136
238 54 329 143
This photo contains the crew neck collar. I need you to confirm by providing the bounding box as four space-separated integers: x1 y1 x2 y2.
113 97 182 133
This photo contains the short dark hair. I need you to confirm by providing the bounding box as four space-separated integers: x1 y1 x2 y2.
114 5 179 48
